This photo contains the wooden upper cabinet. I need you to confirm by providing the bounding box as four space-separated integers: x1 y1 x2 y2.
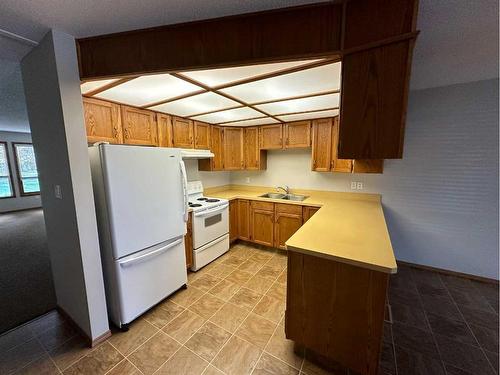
244 127 266 170
249 201 274 247
331 116 353 173
211 126 224 170
274 203 303 250
285 121 311 148
260 124 283 150
172 116 194 148
83 97 123 144
120 105 157 146
311 118 333 171
238 199 250 241
157 113 173 147
194 121 211 149
223 127 244 170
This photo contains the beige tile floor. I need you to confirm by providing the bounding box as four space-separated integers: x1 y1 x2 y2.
0 243 327 375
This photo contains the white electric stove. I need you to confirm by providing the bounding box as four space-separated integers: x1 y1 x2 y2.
187 181 230 271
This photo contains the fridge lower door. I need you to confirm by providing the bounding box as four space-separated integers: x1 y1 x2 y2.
192 233 230 271
113 237 187 326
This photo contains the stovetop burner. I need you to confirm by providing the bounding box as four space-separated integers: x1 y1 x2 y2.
197 197 208 201
206 198 220 203
189 203 202 207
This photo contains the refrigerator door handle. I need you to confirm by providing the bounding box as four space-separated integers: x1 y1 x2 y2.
194 203 229 217
179 160 189 222
119 238 183 267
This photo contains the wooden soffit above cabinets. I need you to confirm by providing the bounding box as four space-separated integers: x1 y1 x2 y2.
77 0 419 160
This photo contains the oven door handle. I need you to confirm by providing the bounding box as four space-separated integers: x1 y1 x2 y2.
194 203 229 217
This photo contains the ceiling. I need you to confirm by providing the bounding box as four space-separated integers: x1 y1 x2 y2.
81 59 341 126
0 0 498 132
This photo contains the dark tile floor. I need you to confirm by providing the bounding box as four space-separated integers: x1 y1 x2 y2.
0 244 497 375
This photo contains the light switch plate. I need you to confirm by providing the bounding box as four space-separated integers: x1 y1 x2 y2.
54 185 62 199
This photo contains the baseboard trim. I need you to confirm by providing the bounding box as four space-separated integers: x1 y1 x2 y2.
398 261 498 284
0 206 42 214
56 306 111 347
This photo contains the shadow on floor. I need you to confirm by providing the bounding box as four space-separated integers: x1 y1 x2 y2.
0 208 56 334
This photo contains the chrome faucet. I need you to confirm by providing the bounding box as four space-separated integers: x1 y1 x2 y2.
276 185 290 194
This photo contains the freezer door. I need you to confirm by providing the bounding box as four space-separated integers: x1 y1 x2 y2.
113 237 187 325
101 144 186 259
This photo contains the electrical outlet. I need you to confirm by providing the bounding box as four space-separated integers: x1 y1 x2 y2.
246 177 251 183
350 181 357 190
54 185 62 199
351 181 364 190
356 182 364 190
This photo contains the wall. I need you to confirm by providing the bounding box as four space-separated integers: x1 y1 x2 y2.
184 159 230 187
231 79 499 280
21 30 109 340
0 131 42 212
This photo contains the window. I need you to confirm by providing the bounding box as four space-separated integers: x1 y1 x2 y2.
13 143 40 195
0 142 14 198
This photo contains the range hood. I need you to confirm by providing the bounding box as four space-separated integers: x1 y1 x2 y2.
180 148 214 159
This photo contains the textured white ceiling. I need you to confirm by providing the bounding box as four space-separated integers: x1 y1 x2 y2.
0 0 498 131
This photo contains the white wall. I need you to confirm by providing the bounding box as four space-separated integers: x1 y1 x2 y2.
184 159 230 187
0 131 42 212
21 30 109 340
232 79 499 280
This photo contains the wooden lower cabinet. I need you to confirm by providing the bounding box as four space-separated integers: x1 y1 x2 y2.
229 200 238 243
303 206 320 223
286 251 389 375
249 201 274 246
238 200 250 241
184 212 193 269
274 204 303 250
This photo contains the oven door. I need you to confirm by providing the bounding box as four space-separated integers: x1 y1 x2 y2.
192 203 229 249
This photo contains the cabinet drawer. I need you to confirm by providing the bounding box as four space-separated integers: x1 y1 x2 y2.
275 203 302 215
251 200 274 211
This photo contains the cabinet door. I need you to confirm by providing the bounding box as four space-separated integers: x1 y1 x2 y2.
198 125 223 171
229 200 238 243
274 204 303 250
244 127 266 170
303 206 320 223
238 199 250 241
250 201 274 247
185 212 193 269
83 97 123 144
331 116 353 173
285 121 311 148
352 159 384 174
223 127 244 170
157 113 173 147
194 121 211 149
311 118 333 171
121 105 158 146
172 117 194 148
260 124 283 150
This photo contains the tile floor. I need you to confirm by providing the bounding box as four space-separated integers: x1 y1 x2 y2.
0 243 498 375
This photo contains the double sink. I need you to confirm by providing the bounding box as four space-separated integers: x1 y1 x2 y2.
259 192 308 202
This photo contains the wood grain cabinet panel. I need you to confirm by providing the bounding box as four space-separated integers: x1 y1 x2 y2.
250 201 274 247
244 127 267 170
198 125 223 171
120 105 157 146
185 212 193 269
274 203 303 250
311 118 333 171
238 199 250 241
285 121 311 148
194 121 211 149
223 127 244 170
303 206 320 223
157 113 173 147
172 116 194 148
229 200 238 243
352 159 384 174
260 124 283 150
331 116 353 173
83 97 123 144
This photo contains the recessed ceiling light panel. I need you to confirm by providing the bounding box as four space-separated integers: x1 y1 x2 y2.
149 92 240 117
192 107 263 124
255 93 339 115
81 79 119 94
277 109 339 122
222 117 279 127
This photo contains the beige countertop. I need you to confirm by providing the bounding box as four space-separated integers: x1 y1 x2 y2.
206 185 397 274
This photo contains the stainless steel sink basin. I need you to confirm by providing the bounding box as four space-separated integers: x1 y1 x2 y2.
259 193 308 201
259 192 286 199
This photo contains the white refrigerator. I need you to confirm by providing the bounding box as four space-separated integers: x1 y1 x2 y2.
89 143 188 329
